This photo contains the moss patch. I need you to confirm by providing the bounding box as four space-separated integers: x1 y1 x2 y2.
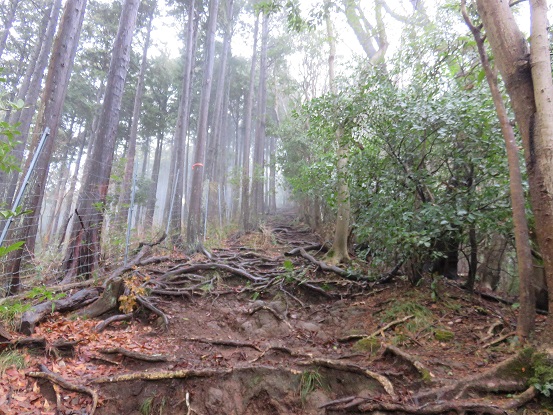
353 337 381 354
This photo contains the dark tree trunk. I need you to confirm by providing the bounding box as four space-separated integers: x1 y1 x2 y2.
144 131 164 230
63 0 140 282
3 0 86 295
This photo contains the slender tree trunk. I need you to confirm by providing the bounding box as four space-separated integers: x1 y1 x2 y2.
63 0 139 282
462 0 535 339
165 0 198 239
251 12 269 222
3 0 62 207
240 14 259 231
476 0 553 343
118 4 155 227
3 0 86 294
144 131 164 229
0 0 21 59
186 0 220 249
325 9 350 265
207 0 234 184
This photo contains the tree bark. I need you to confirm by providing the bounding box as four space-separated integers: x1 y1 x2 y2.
2 0 62 207
63 0 139 282
240 13 259 231
186 0 220 249
462 0 535 338
118 3 155 228
251 12 269 221
3 0 86 295
165 0 198 240
476 0 553 343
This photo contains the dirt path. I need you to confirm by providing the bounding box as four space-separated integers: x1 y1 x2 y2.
0 209 546 414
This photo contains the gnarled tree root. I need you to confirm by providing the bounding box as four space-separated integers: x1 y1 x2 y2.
28 364 98 415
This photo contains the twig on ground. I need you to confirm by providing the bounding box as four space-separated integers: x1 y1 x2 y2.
339 315 414 342
482 331 515 349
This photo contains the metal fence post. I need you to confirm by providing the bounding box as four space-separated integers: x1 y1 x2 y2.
0 128 50 248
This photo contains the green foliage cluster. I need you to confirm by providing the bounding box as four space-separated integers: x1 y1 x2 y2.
530 352 553 398
278 4 517 276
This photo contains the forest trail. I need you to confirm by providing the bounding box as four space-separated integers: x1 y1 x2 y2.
0 209 546 415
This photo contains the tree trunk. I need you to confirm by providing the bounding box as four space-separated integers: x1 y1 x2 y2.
3 0 86 295
476 0 553 342
324 9 350 265
0 0 21 59
186 0 220 249
63 0 139 282
240 13 259 231
165 0 198 239
3 0 62 208
118 4 155 228
251 12 269 222
462 0 535 338
529 0 553 339
144 130 164 230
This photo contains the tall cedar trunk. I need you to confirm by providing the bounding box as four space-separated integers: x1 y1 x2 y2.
268 134 276 213
207 0 234 184
63 0 139 282
118 5 155 227
57 132 86 249
0 0 21 59
0 0 51 203
325 9 350 264
3 0 62 207
144 131 164 229
476 0 553 342
462 1 535 338
251 12 269 221
165 0 198 238
3 0 86 294
240 14 259 231
186 0 220 249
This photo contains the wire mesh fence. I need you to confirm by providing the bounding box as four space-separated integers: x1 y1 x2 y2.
0 135 240 297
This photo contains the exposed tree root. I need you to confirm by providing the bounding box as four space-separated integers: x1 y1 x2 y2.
339 315 414 342
161 263 264 283
482 331 515 349
251 345 313 362
136 296 169 329
94 313 134 332
297 358 396 398
286 247 370 281
181 336 263 352
248 304 292 329
91 365 300 384
383 343 434 380
99 347 170 362
413 349 532 403
28 364 98 415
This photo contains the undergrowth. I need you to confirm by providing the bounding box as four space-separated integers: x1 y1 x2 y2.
0 350 26 374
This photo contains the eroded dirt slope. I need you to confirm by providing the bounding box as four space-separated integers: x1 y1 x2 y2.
0 210 548 415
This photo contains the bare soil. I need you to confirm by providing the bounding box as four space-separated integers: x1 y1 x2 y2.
0 209 549 414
